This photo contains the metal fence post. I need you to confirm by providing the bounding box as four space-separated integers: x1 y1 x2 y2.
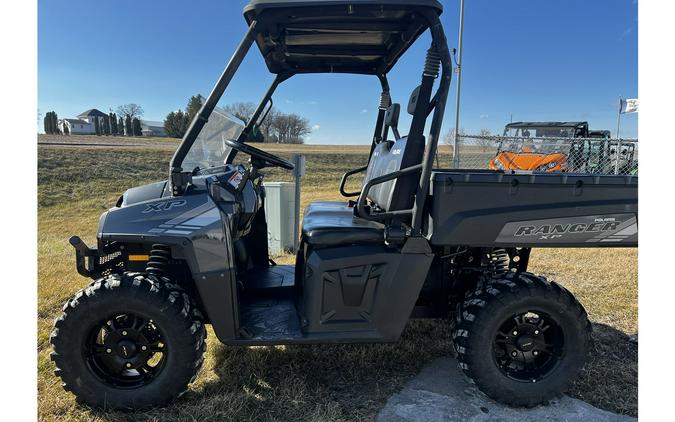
291 155 305 252
614 138 623 175
452 0 465 169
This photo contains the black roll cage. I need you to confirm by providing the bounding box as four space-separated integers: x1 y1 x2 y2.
169 8 452 235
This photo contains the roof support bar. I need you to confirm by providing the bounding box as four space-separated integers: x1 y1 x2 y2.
368 75 390 161
169 21 259 195
411 15 453 234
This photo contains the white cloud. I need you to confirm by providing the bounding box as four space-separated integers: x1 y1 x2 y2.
312 124 320 131
285 99 294 104
361 109 368 113
308 100 318 105
479 114 489 119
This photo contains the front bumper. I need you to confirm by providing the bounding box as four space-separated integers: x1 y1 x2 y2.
69 236 123 278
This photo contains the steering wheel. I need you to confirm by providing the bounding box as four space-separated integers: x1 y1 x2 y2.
224 139 295 170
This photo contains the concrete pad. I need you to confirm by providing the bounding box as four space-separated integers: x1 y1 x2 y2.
377 357 635 422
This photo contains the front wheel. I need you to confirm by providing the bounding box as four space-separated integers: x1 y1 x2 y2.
452 272 591 407
50 272 206 409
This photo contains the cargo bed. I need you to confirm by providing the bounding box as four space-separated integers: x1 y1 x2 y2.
427 170 637 247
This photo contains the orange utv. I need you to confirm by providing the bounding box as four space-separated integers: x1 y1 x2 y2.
488 121 589 172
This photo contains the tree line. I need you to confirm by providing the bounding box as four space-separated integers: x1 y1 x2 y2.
225 102 311 144
44 97 313 143
164 96 312 144
42 104 146 137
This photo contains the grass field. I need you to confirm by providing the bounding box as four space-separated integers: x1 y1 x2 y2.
37 134 637 420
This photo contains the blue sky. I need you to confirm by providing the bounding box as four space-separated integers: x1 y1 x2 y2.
38 0 638 143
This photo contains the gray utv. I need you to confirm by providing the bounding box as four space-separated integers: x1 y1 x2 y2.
51 0 637 410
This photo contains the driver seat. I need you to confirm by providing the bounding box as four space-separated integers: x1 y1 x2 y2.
301 101 425 248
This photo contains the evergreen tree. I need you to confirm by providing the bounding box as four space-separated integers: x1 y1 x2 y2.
164 112 178 138
43 115 49 134
125 115 132 136
119 116 125 136
109 112 117 135
163 110 190 138
43 111 60 135
94 117 101 135
186 94 204 124
63 123 69 135
132 117 143 136
103 115 111 135
54 112 61 134
47 111 53 134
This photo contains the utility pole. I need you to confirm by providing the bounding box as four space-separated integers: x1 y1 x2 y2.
615 97 622 140
452 0 466 168
615 97 623 174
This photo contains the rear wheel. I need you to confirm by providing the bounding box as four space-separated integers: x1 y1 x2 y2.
50 272 206 409
452 272 591 406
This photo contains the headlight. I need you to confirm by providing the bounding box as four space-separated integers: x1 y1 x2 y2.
536 162 556 172
493 158 504 170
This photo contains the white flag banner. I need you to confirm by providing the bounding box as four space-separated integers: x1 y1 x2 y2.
620 98 639 114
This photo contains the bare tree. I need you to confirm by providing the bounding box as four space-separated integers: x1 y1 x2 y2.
286 114 311 144
116 103 144 120
270 113 290 143
443 127 466 145
224 102 256 123
477 128 494 152
270 113 310 144
260 107 278 142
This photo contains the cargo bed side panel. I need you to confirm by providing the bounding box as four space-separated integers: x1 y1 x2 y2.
428 171 637 247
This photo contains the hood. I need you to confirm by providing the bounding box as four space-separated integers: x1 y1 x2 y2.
495 152 567 171
121 181 168 207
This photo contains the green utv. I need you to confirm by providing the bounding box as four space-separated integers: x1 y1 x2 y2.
51 0 637 410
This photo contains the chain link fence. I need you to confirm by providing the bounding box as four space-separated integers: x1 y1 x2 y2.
435 135 638 175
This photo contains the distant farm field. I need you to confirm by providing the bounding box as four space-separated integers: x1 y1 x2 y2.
37 134 637 420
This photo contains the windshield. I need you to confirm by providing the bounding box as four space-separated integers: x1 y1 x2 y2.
503 126 576 138
500 126 576 154
180 107 245 172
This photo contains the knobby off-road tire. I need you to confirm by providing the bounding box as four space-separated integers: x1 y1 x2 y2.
452 271 591 407
50 272 206 410
449 249 511 336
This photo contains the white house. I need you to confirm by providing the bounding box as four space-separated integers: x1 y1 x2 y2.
58 108 108 135
77 108 108 123
59 118 94 134
140 120 167 137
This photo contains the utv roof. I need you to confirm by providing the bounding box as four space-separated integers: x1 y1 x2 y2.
505 121 588 128
243 0 443 75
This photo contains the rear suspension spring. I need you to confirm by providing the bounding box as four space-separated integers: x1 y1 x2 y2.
423 46 441 78
379 91 391 110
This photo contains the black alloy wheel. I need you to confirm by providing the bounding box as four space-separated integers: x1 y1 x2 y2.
492 310 564 383
85 312 167 389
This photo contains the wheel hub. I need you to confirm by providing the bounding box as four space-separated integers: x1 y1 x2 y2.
85 313 167 389
516 335 535 352
493 311 565 382
116 340 138 359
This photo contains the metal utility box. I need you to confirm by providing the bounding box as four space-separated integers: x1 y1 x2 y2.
263 182 296 255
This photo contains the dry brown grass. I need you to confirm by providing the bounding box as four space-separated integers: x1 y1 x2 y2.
37 136 637 420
